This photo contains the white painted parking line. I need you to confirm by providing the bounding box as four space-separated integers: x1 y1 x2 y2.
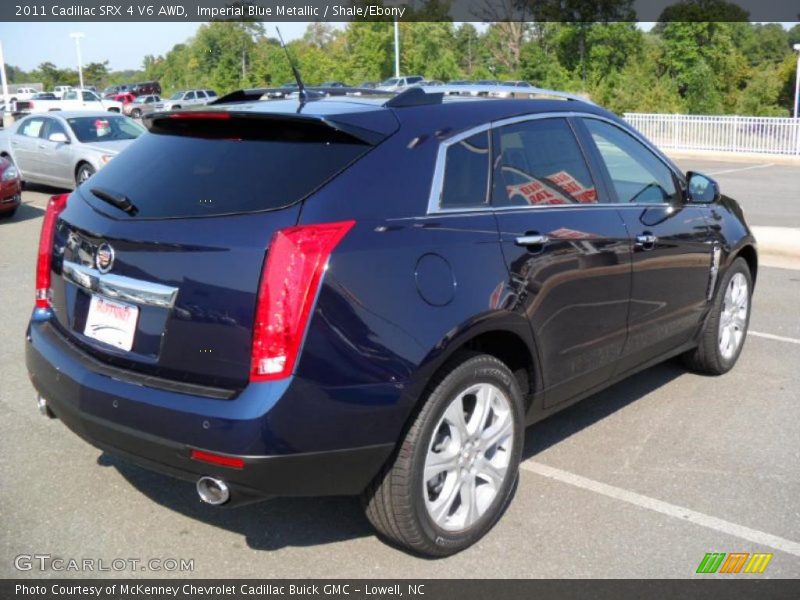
750 331 800 345
707 163 774 176
521 461 800 557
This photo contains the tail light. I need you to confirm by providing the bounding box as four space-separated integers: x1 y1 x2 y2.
251 220 355 381
35 194 69 309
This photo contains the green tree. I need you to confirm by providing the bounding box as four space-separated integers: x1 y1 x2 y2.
83 61 110 88
402 22 460 80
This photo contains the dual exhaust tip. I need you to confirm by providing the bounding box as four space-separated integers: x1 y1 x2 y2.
196 476 230 506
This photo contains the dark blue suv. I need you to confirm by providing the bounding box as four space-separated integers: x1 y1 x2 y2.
26 86 756 556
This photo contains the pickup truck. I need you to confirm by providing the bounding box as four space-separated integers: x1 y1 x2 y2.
14 89 123 114
53 86 73 99
1 87 38 107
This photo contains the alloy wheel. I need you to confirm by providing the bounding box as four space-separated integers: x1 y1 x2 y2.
718 272 748 360
423 382 514 532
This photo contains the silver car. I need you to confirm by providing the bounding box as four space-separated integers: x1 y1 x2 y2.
154 89 218 111
0 111 145 189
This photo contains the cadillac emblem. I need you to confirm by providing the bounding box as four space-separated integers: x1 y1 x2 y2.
95 243 115 274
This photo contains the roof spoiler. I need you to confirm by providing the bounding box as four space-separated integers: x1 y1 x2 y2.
142 109 397 146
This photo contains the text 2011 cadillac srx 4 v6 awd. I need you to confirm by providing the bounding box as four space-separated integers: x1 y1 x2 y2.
26 85 756 556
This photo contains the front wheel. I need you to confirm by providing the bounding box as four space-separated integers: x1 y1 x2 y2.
683 257 752 374
75 163 96 187
363 353 524 556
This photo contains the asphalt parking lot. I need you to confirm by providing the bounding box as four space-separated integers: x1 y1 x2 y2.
670 156 800 228
1 160 799 578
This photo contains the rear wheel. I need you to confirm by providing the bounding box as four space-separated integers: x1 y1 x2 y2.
75 163 95 186
363 353 524 556
683 257 752 374
0 206 17 219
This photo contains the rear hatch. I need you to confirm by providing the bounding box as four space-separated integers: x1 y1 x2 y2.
49 108 391 392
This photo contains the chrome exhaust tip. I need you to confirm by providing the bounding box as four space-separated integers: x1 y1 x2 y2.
196 476 230 506
37 395 56 418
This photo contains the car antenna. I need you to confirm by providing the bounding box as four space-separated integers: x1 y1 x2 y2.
276 27 309 104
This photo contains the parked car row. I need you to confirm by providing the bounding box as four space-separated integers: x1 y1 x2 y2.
13 89 123 115
102 81 162 99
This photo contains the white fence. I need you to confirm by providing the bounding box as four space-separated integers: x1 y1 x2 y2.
624 113 800 156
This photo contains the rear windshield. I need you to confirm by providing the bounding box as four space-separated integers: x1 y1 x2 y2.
82 119 371 219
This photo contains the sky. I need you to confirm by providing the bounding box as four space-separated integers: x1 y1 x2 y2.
0 22 313 72
0 21 795 74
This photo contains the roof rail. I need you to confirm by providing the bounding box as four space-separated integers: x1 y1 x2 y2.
211 86 387 105
385 84 593 107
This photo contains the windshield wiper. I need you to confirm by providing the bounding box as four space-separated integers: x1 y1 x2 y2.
90 187 139 216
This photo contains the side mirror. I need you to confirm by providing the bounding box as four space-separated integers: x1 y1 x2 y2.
48 132 69 144
686 171 720 204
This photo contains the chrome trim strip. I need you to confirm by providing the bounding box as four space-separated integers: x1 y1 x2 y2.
62 260 179 309
425 111 681 216
707 245 722 301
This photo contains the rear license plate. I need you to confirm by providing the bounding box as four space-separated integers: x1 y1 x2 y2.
83 295 139 351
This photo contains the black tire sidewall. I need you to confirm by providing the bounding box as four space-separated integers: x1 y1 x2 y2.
410 355 525 553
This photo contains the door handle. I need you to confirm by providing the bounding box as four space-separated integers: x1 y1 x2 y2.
515 234 549 247
635 233 657 250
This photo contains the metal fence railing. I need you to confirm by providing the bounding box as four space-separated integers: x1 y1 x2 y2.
624 113 800 156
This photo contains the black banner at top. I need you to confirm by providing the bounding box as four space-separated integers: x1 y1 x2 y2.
2 0 799 23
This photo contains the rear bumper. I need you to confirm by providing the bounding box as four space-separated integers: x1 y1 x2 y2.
26 318 398 499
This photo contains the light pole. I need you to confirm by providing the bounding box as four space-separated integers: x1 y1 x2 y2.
394 18 400 78
70 32 85 89
0 41 10 113
792 44 800 119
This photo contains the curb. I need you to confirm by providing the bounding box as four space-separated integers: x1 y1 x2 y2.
751 226 800 261
665 149 800 166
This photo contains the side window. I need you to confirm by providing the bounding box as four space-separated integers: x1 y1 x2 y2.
82 91 96 102
185 91 196 100
492 118 597 207
19 118 46 138
43 119 67 140
584 119 679 205
439 131 490 209
63 91 77 101
196 91 207 99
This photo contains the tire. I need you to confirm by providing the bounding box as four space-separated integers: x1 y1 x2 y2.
0 206 17 219
75 163 96 187
363 353 525 557
683 257 752 375
132 109 141 118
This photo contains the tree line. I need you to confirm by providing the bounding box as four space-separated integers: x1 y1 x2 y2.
7 18 800 116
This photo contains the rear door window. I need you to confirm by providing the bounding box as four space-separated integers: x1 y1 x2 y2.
81 118 373 219
492 118 597 206
439 131 490 209
19 117 46 138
